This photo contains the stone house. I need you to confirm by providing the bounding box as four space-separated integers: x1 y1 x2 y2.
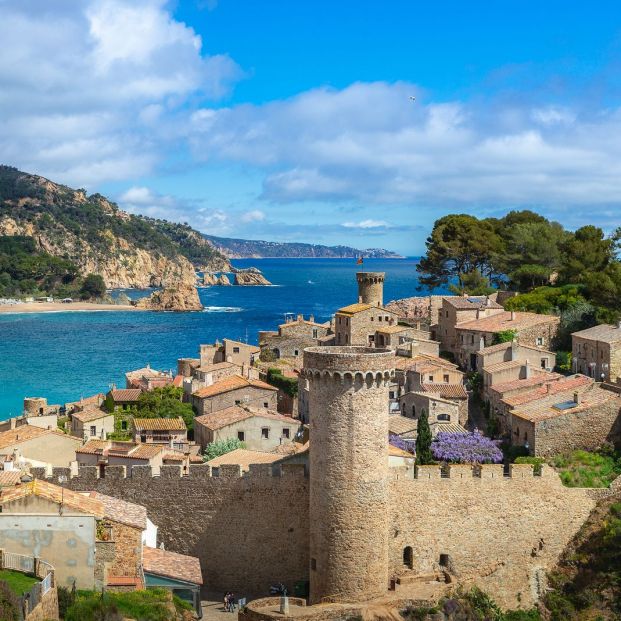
334 303 400 347
374 325 433 350
191 375 278 416
398 392 463 428
259 314 331 360
572 323 621 382
417 383 469 426
70 406 115 441
436 296 504 354
131 417 187 446
125 365 173 390
182 361 243 401
108 388 142 411
476 341 556 375
510 380 621 456
76 440 168 476
454 311 560 370
0 424 82 468
200 338 260 368
194 405 299 451
64 393 106 415
481 360 554 398
394 333 441 358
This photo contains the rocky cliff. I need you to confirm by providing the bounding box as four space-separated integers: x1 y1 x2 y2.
0 166 230 289
234 271 272 285
135 283 203 311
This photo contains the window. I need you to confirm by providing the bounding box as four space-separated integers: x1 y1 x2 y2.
536 337 544 346
443 374 449 383
412 405 416 417
385 316 389 321
261 427 269 439
541 358 547 369
282 428 290 439
235 399 241 405
428 375 434 382
439 554 450 568
121 420 127 430
403 546 413 569
311 558 317 571
379 316 383 322
437 413 450 421
402 403 406 415
238 431 245 441
90 425 97 436
370 316 374 321
263 402 269 408
471 335 475 344
312 328 318 338
233 347 240 353
294 349 299 356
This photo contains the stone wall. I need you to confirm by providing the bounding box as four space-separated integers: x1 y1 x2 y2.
193 386 278 416
25 586 59 621
390 464 596 609
31 460 602 610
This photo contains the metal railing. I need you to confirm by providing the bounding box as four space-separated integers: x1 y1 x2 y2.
0 550 55 621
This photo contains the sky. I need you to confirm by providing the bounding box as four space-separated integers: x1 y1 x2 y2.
1 1 621 255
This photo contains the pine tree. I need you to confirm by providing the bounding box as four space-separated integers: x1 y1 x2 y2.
415 410 433 465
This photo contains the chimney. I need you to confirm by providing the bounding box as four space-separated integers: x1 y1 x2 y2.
309 315 314 323
574 391 581 404
476 309 481 319
510 341 518 361
297 314 303 322
485 296 491 307
358 295 363 303
546 383 552 394
479 336 485 350
524 359 531 379
510 310 516 321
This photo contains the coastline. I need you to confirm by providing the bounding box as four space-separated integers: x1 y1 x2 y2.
0 301 142 314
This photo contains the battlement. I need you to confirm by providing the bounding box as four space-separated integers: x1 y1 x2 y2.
393 463 555 481
30 462 308 483
301 368 395 386
303 346 396 374
356 272 385 284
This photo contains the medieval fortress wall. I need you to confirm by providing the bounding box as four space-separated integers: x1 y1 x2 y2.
31 342 600 608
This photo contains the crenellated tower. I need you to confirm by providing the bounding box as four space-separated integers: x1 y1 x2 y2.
302 346 395 604
356 271 385 306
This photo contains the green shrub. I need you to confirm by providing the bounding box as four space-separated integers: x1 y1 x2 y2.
266 368 298 397
551 448 621 488
0 581 20 621
492 329 517 345
204 438 246 462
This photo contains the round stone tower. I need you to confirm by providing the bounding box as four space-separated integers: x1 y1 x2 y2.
302 346 395 604
356 271 385 306
23 397 47 416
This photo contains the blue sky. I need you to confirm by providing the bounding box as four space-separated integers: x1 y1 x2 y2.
2 1 621 255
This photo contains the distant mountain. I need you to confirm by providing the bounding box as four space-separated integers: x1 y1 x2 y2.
0 166 230 291
203 235 404 259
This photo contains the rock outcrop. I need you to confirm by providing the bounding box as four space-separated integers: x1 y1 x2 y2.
202 273 218 286
234 270 272 285
136 283 203 312
216 274 232 286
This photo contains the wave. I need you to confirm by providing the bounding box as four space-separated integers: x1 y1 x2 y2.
202 306 243 313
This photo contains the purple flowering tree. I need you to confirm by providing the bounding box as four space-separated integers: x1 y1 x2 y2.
389 433 415 454
431 431 503 464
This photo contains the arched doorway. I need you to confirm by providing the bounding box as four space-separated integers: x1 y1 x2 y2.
403 546 413 569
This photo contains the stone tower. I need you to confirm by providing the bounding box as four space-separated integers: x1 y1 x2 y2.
302 346 395 604
356 271 385 306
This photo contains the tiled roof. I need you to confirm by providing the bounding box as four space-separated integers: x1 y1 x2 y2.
195 405 296 431
490 373 561 395
224 338 261 353
110 389 142 402
132 417 186 431
107 576 142 587
484 360 527 373
479 342 555 357
76 440 164 461
206 448 282 470
429 421 468 435
143 546 203 585
503 374 593 408
444 296 503 310
197 362 239 373
512 383 618 423
0 471 23 487
0 425 80 450
86 491 147 530
173 375 184 388
572 323 621 343
125 366 169 380
456 311 559 333
192 375 277 399
65 393 105 409
75 439 109 455
388 415 418 435
336 302 373 315
162 453 185 462
72 407 111 423
393 353 458 372
118 444 164 460
376 325 411 334
420 383 468 399
0 480 105 518
389 445 414 458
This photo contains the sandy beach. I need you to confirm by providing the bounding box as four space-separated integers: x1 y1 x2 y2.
0 301 142 314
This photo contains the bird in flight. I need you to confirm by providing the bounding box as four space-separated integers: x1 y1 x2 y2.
409 96 416 101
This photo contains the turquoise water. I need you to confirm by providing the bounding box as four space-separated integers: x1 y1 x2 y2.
0 258 442 418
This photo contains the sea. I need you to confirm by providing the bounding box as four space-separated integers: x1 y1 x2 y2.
0 258 445 419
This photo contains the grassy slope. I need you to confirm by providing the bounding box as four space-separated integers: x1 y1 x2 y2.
0 570 39 595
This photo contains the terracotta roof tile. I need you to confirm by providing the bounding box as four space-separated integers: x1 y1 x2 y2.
336 302 373 315
206 448 282 470
192 375 277 399
143 546 203 585
388 415 418 435
65 393 105 410
444 296 503 310
125 366 170 380
490 373 561 395
503 374 593 407
572 323 621 343
110 389 142 402
195 405 296 431
456 311 559 333
72 407 111 423
420 383 468 399
87 491 147 530
0 471 23 487
0 425 80 450
132 417 186 431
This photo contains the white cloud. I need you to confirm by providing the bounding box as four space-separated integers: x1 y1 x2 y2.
342 219 393 229
241 209 266 223
0 0 241 186
189 81 621 208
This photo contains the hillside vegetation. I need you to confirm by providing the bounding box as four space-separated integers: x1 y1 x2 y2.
0 166 230 291
204 234 403 259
